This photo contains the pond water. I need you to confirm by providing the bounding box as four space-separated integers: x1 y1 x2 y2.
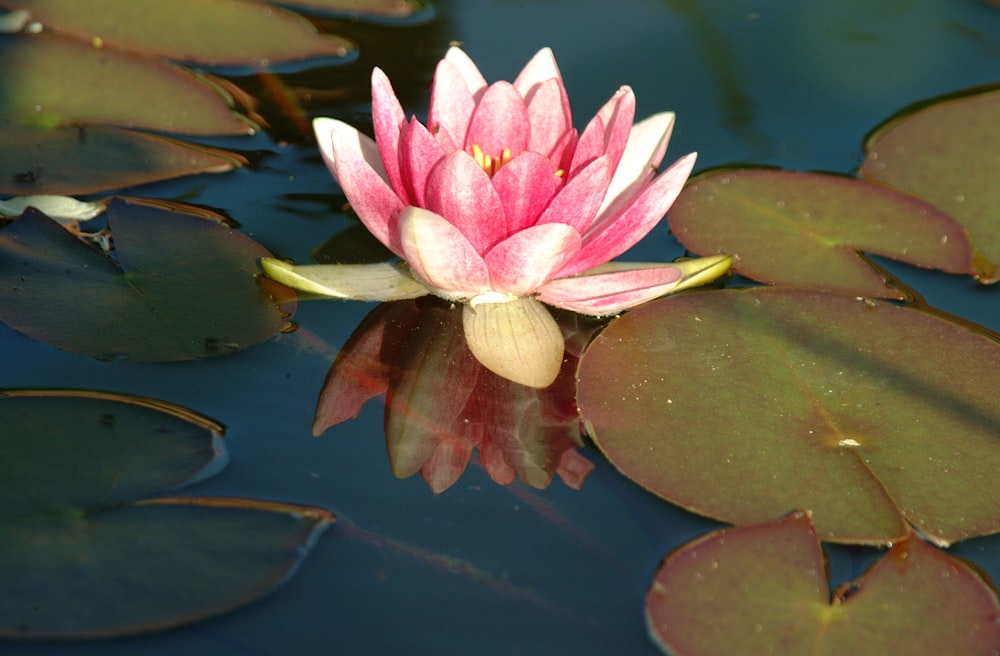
2 0 999 654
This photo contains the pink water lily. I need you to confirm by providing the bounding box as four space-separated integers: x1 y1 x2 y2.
261 47 731 387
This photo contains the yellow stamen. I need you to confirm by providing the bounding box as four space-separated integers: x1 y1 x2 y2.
471 144 513 177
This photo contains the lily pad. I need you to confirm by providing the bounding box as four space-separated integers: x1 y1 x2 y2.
278 0 431 20
0 197 295 360
0 388 334 639
1 0 353 67
668 168 973 298
0 122 246 196
577 287 1000 545
0 31 256 134
859 85 1000 283
646 512 1000 656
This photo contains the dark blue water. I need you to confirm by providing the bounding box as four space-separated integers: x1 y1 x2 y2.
2 1 998 654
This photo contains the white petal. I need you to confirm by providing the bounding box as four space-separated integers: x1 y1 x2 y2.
259 258 429 301
0 195 106 221
462 297 564 388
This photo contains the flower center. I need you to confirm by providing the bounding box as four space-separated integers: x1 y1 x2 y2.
471 144 512 177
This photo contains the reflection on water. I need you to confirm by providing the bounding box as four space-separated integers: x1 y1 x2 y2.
313 296 604 492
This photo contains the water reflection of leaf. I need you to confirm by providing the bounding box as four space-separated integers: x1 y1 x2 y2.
312 297 597 493
0 388 334 639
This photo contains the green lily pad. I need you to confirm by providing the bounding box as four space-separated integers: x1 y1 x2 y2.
0 197 295 360
646 512 1000 656
0 31 256 133
577 287 1000 545
0 389 334 639
668 168 973 299
0 122 246 196
0 0 353 67
859 85 1000 283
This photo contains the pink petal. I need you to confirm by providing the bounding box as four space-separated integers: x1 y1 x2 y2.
371 68 406 199
537 265 684 315
424 150 507 253
427 52 482 148
491 151 561 233
521 73 572 157
318 117 405 255
567 114 606 177
557 152 697 276
483 223 582 295
512 48 562 96
598 111 676 221
399 206 490 297
536 155 612 234
566 87 633 176
398 118 446 207
464 82 531 158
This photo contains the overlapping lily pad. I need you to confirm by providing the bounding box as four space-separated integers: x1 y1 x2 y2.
0 388 334 639
0 198 294 360
859 85 1000 283
646 512 1000 656
668 169 974 298
577 286 1000 545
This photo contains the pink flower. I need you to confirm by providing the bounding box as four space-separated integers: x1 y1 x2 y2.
262 47 730 387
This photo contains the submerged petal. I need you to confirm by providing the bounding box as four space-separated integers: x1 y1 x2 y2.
399 206 491 298
259 258 429 301
484 223 582 295
462 297 564 388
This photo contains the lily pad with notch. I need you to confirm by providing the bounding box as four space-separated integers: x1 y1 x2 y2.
0 388 334 639
668 168 974 299
0 197 295 360
646 512 1000 656
578 286 1000 545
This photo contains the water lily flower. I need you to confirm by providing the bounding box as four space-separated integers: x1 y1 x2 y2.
261 47 731 387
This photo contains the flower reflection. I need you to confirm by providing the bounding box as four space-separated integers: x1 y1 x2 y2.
312 297 600 493
262 47 731 387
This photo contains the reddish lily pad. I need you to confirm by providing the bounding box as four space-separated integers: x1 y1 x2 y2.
0 31 256 134
0 0 353 67
859 85 1000 283
0 197 294 360
577 287 1000 545
279 0 431 20
668 168 973 298
0 388 334 639
0 122 245 196
646 512 1000 656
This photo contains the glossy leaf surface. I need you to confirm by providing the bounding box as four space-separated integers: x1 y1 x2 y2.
859 85 1000 283
0 198 294 360
0 0 353 67
0 32 255 134
646 513 1000 656
0 123 244 196
578 287 1000 544
0 389 334 639
668 169 973 298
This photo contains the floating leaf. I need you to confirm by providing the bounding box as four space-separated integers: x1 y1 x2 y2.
1 0 353 67
0 122 246 196
0 389 334 639
578 287 1000 545
0 197 294 360
0 31 255 133
859 85 1000 283
646 512 1000 656
668 169 973 298
278 0 432 20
